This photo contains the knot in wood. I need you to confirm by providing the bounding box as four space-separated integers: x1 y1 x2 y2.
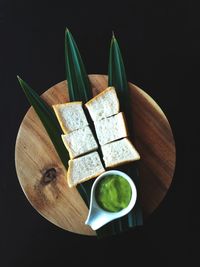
42 168 57 185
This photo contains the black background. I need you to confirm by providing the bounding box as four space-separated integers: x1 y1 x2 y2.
1 0 197 266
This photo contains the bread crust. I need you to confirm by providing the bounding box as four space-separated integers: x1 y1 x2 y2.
61 135 74 159
120 112 129 137
105 159 138 168
126 138 140 156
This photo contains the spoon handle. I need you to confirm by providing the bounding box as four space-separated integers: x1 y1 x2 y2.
85 207 109 230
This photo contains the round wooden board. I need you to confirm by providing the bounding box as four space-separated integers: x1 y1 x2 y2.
15 74 176 236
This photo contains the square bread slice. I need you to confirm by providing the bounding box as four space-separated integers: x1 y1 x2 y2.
67 151 105 187
61 126 98 159
94 112 128 145
101 138 140 168
85 87 120 121
52 102 88 134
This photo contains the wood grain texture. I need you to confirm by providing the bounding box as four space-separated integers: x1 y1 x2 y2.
15 74 176 235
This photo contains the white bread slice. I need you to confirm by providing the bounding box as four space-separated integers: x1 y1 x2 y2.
101 138 140 168
85 87 120 121
52 102 88 134
61 126 98 159
94 112 128 145
67 152 105 187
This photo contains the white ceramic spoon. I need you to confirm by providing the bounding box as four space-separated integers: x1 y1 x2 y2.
85 170 137 230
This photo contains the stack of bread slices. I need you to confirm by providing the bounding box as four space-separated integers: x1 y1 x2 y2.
53 87 140 187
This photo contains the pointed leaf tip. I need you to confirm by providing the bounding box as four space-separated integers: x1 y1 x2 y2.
17 75 23 85
65 28 92 102
112 31 115 39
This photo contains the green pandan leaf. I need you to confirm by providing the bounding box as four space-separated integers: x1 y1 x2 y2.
64 28 95 206
108 34 143 233
65 28 92 102
17 76 69 167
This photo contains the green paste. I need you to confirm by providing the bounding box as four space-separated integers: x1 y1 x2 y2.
95 175 132 212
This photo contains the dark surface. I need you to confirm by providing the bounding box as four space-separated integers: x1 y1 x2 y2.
1 0 196 266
